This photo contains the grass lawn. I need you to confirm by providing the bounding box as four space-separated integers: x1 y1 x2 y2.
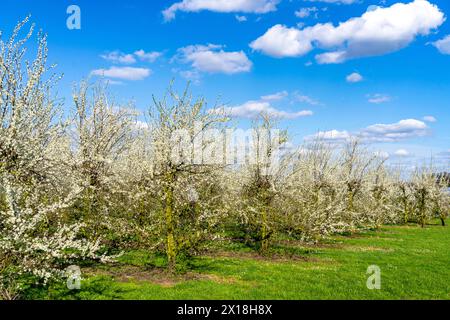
28 220 450 300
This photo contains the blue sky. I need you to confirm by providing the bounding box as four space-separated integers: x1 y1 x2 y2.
1 0 449 169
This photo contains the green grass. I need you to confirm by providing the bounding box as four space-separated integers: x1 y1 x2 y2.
27 220 450 300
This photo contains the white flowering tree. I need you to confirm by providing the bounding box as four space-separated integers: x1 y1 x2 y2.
364 159 397 228
394 172 415 225
70 81 138 240
409 167 448 227
145 83 228 269
0 18 108 299
226 114 288 252
335 140 381 229
281 140 348 241
430 174 450 226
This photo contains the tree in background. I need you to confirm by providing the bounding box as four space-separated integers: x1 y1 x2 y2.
229 114 288 252
282 140 347 241
411 167 449 227
70 81 137 239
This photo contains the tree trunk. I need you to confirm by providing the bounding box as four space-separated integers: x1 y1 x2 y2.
165 175 176 270
419 189 426 228
404 210 408 224
260 207 269 253
440 217 446 226
347 190 354 213
402 198 409 224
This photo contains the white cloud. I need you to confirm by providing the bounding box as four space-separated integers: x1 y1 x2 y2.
213 98 313 119
394 149 411 157
423 115 437 122
293 91 320 105
251 0 445 63
346 72 363 83
91 66 151 81
361 119 428 142
367 93 391 104
250 24 314 58
176 44 252 74
261 91 288 101
163 0 280 21
100 50 162 64
295 7 318 19
305 119 429 144
235 15 248 22
216 90 319 119
100 51 137 64
305 129 351 143
179 69 201 82
432 35 450 54
134 50 163 62
315 51 347 64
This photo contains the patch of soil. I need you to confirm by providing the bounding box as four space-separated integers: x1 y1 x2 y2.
206 250 321 263
277 239 344 249
82 266 240 287
341 245 394 253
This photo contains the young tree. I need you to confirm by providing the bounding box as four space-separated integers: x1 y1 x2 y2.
410 168 438 228
430 182 449 226
281 140 346 241
70 81 137 238
338 140 378 227
226 114 288 252
365 159 395 228
409 166 449 227
145 83 228 269
399 183 413 224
